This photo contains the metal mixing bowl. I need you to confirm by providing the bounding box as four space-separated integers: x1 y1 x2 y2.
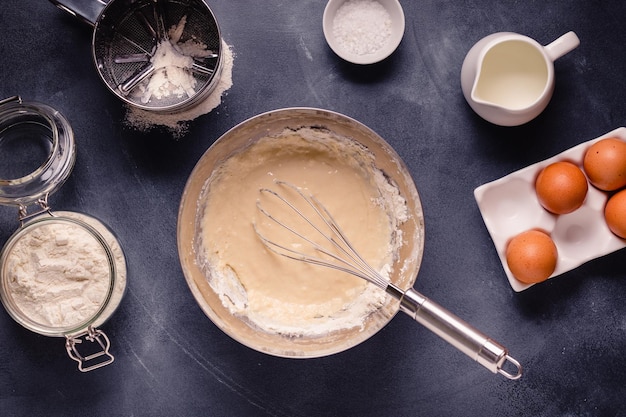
177 108 424 358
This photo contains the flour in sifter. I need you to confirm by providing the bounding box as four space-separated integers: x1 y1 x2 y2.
132 15 215 105
332 0 392 55
124 41 234 139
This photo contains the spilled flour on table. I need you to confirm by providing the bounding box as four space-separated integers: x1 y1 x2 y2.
124 41 234 139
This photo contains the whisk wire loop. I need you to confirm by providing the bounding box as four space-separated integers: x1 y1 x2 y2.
255 181 388 289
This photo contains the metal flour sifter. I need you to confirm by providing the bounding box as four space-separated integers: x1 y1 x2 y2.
50 0 223 113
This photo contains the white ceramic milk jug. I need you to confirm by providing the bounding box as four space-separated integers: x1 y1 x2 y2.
461 31 580 126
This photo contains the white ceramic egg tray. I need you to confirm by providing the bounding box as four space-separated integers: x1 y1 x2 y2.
474 127 626 292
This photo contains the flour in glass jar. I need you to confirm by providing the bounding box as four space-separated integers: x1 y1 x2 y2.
332 0 392 55
4 222 111 328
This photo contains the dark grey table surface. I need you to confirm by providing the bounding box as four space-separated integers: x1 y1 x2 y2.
1 1 625 416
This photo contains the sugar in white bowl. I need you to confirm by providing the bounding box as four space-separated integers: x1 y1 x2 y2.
323 0 405 65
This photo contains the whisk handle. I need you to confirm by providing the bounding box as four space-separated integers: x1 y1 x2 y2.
388 284 522 380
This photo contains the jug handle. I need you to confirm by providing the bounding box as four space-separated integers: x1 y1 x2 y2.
544 31 580 62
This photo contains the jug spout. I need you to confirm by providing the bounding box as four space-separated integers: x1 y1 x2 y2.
469 63 551 126
470 74 548 113
469 90 511 112
468 34 556 125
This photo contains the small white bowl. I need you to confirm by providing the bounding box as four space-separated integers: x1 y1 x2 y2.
323 0 405 65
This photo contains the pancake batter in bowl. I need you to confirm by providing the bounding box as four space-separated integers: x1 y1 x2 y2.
197 127 407 337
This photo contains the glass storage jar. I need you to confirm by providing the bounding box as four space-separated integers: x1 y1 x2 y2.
0 96 127 372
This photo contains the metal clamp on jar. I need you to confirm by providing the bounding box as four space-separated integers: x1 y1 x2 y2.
0 96 127 372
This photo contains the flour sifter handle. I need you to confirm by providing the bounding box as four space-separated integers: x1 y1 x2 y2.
49 0 107 26
386 284 523 380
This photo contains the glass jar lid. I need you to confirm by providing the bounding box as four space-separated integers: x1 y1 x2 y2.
0 96 75 206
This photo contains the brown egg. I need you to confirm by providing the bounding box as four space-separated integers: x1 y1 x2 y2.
583 137 626 191
535 161 588 214
506 230 558 284
605 189 626 239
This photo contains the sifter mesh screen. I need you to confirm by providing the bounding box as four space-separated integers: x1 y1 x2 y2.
93 0 221 112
